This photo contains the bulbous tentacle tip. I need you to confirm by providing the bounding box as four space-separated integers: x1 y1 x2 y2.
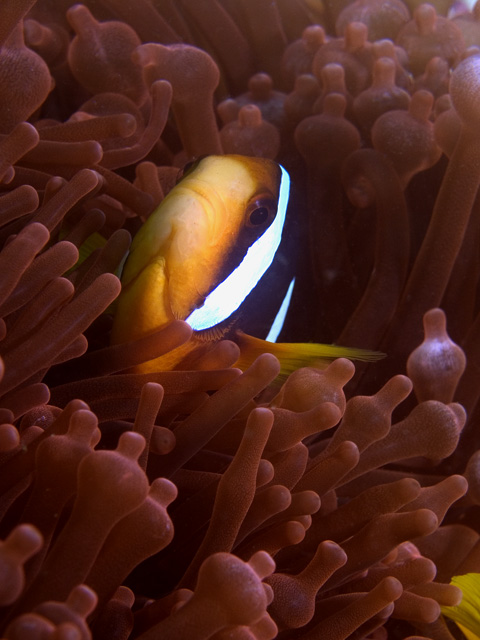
0 524 43 606
249 352 282 380
149 477 178 507
304 25 327 52
407 308 466 404
65 584 98 617
3 523 43 561
220 104 281 159
415 3 437 34
0 423 20 451
117 430 147 461
248 72 274 100
67 408 98 438
408 88 434 121
248 550 276 580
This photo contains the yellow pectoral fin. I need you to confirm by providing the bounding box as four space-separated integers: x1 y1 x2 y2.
234 331 385 377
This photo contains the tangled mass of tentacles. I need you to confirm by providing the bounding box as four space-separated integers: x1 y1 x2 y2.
1 0 480 638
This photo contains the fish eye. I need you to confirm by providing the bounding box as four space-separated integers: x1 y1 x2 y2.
249 207 269 226
245 198 276 229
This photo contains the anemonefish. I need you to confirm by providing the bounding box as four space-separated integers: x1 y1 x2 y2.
111 155 381 374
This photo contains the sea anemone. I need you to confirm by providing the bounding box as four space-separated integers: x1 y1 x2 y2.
1 0 480 639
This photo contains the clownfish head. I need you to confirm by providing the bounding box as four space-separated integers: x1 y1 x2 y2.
112 155 292 348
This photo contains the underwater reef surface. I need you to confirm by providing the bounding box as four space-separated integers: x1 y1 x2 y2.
1 0 480 638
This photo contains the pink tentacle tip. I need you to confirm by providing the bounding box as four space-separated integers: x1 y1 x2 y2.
31 584 97 640
0 524 43 605
117 430 147 461
247 551 276 581
67 408 99 440
65 584 98 617
0 423 20 451
149 477 178 507
407 308 466 403
3 523 43 560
